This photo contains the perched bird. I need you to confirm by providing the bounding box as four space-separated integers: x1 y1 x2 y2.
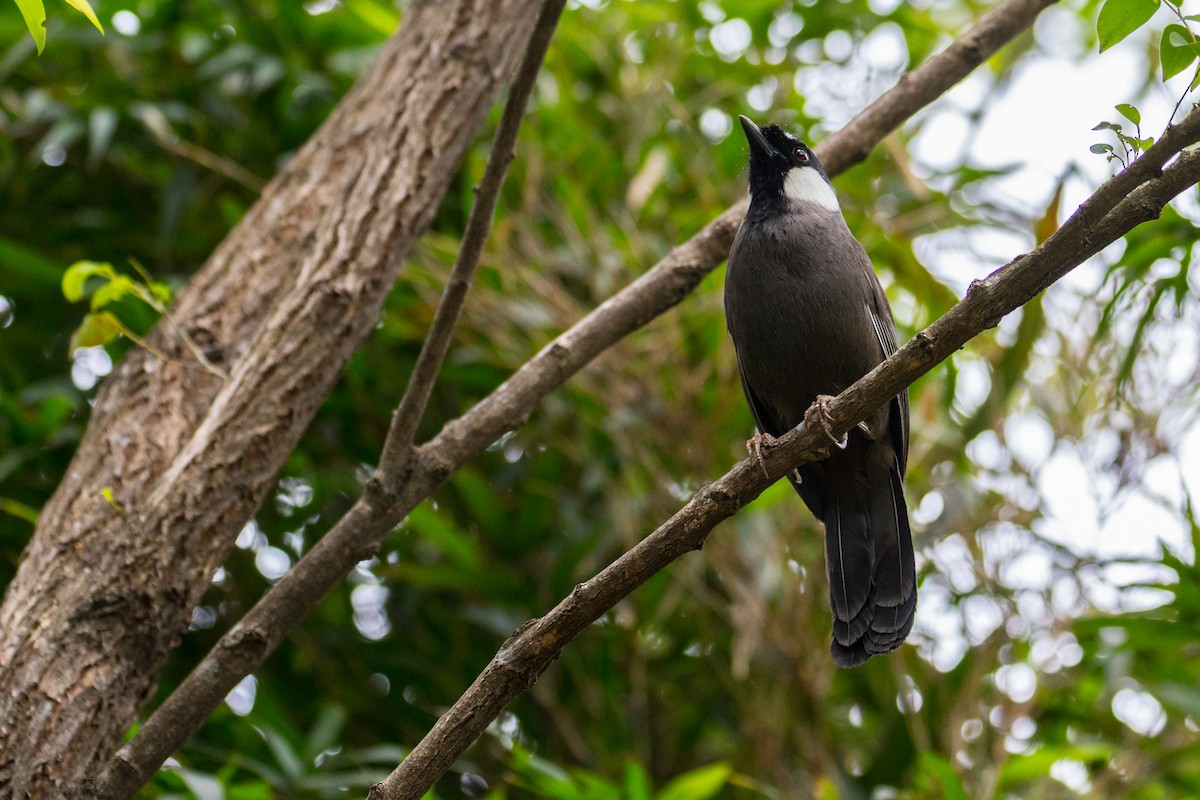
724 115 915 668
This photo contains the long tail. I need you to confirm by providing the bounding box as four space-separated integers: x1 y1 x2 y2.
824 465 916 668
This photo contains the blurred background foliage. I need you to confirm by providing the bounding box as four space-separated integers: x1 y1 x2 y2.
2 0 1200 798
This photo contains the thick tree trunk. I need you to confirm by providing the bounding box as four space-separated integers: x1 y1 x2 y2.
0 1 540 795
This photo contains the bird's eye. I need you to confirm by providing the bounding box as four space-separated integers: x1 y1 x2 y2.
792 147 809 165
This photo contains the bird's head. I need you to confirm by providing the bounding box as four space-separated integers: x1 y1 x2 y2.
739 115 838 213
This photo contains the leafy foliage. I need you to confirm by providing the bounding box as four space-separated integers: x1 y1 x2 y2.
10 0 102 53
2 1 1199 799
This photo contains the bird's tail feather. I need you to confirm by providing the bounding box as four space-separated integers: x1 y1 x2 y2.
826 466 916 668
825 499 875 647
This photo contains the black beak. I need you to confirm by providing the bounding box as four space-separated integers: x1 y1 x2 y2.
739 115 778 159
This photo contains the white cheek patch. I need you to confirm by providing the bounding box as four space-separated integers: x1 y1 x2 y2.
783 167 840 212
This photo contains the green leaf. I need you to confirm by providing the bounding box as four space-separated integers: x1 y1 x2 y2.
405 503 481 569
61 0 103 32
0 234 62 285
303 705 347 762
1090 143 1115 154
624 762 652 800
90 276 136 311
1097 0 1159 52
148 281 173 304
1000 744 1113 786
13 0 47 54
452 467 506 537
0 497 40 524
1162 24 1199 80
656 763 732 800
917 754 970 800
345 0 399 35
1115 103 1141 125
62 260 114 301
260 727 306 781
70 311 121 349
1092 121 1122 131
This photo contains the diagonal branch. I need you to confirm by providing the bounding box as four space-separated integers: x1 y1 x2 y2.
370 117 1200 800
380 0 568 469
100 0 1056 792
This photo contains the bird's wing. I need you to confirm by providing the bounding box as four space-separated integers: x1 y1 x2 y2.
733 345 826 519
734 351 781 439
864 268 910 476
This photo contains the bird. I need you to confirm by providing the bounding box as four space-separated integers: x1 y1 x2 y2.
724 115 915 668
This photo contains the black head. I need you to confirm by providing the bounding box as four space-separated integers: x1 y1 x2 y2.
739 115 837 215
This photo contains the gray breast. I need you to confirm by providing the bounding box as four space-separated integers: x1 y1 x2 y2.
725 205 884 431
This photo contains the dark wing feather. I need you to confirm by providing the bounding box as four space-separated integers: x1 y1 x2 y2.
865 279 909 476
733 345 825 520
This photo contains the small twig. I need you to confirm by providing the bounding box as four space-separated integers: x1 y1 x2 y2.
156 136 268 193
369 125 1200 800
377 0 568 479
96 313 170 364
1170 67 1197 125
127 259 231 381
157 310 230 380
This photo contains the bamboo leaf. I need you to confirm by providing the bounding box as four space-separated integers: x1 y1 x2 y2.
13 0 47 54
61 0 102 32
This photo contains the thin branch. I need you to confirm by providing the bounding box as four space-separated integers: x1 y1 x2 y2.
98 0 1056 793
378 0 568 473
127 259 231 380
370 120 1200 800
154 135 267 193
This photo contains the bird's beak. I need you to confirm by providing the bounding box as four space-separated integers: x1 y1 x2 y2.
739 115 778 159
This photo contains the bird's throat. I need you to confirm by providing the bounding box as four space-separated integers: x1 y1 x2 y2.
783 168 840 212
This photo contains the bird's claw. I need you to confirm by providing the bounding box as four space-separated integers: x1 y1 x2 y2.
805 395 848 449
746 432 775 477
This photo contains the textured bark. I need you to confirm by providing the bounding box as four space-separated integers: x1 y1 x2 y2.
0 1 540 795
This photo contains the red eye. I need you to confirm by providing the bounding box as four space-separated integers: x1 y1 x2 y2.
792 146 809 164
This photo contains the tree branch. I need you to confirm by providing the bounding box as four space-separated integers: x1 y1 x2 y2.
95 3 565 798
370 116 1200 800
3 3 545 795
379 0 567 470
100 0 1056 792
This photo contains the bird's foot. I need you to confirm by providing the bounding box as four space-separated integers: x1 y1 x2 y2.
805 395 848 450
746 432 776 477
